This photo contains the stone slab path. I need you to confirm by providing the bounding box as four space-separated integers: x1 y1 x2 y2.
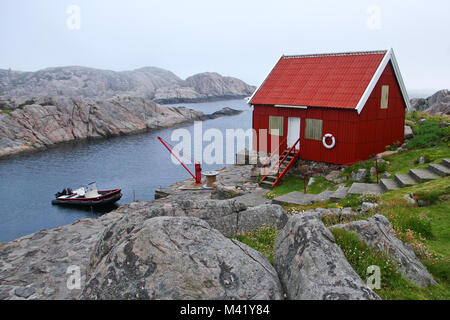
272 159 450 206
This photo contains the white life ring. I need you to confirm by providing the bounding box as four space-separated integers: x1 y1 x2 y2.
322 133 336 149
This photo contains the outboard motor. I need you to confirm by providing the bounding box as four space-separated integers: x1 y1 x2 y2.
55 187 72 197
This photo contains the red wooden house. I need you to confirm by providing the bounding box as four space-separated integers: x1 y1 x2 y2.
249 49 411 169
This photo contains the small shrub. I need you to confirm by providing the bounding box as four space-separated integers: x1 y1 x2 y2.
361 193 381 204
339 194 362 210
18 99 35 108
386 141 401 151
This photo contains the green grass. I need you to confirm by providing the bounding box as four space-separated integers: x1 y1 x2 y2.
264 175 337 199
338 194 363 210
332 228 450 299
370 178 450 299
233 226 279 264
0 109 11 115
382 142 450 174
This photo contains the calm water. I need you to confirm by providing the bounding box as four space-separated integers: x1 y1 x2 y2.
0 99 252 242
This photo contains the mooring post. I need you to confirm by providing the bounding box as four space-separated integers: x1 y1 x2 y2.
195 162 202 184
304 175 307 193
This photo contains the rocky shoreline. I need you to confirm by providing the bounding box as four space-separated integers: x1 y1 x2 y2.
0 96 242 159
0 165 435 300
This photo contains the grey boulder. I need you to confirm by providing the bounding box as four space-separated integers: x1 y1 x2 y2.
352 169 367 182
404 126 414 139
274 213 380 300
81 216 283 300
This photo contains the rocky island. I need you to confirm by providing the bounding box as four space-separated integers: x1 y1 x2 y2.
0 66 256 104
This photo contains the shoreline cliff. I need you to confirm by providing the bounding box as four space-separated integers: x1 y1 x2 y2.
0 96 242 159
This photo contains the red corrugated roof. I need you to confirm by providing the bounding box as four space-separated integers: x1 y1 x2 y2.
250 51 387 109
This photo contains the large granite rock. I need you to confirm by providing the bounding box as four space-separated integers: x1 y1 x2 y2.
0 96 240 158
100 199 288 237
0 212 123 300
0 66 255 104
274 213 380 300
81 216 282 300
410 89 449 115
236 204 289 234
331 215 437 287
0 195 287 300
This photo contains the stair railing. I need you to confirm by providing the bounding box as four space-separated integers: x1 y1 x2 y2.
273 138 301 187
260 136 288 168
258 137 288 184
277 138 301 177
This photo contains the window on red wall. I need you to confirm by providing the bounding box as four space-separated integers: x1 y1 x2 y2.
269 116 284 136
305 118 323 140
381 85 389 109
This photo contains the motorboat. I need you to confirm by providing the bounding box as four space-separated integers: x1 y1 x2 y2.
52 182 122 207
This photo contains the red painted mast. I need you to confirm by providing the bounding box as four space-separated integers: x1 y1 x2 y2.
157 136 202 184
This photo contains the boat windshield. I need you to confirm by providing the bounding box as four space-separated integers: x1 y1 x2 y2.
87 182 97 192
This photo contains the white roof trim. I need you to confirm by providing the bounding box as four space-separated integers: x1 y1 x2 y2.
355 48 411 114
390 49 412 112
275 104 308 109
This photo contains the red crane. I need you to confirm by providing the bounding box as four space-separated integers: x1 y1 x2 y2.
157 136 202 184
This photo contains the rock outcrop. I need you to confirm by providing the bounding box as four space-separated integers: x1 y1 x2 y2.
410 89 450 115
0 212 123 300
0 66 256 104
0 96 241 158
274 213 380 300
81 216 282 300
331 215 437 287
0 195 286 300
102 198 288 237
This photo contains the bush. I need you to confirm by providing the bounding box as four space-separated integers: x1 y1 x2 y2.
386 141 401 151
339 194 362 209
361 193 381 204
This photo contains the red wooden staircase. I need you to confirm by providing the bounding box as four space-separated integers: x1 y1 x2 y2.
258 138 301 188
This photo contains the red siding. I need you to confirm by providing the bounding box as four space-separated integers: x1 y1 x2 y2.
252 62 406 165
355 62 406 161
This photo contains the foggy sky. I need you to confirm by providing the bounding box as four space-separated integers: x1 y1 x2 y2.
1 0 449 96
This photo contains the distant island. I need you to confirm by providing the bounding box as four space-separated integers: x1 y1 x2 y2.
0 66 256 104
